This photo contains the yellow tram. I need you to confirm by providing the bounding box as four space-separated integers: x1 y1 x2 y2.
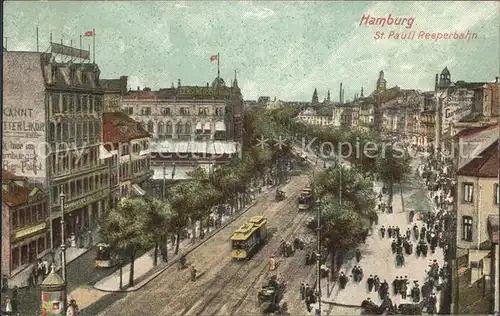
230 215 268 260
298 187 313 211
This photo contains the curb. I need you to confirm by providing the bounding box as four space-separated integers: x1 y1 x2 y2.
321 300 361 308
94 199 260 293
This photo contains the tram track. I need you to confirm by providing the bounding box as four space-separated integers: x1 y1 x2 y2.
156 177 308 315
198 210 312 316
178 183 310 316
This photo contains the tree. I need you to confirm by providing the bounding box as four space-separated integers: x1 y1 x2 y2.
100 197 153 287
375 143 412 204
310 197 372 273
143 197 173 266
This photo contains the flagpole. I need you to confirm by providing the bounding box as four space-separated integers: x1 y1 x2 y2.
50 33 52 44
92 29 95 64
36 26 39 52
88 44 91 63
217 52 220 78
80 35 82 61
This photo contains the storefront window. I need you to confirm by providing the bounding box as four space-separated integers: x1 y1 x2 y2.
38 237 46 254
19 209 25 228
29 241 37 263
21 245 28 265
11 247 20 270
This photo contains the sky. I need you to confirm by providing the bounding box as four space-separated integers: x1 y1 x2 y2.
3 1 499 101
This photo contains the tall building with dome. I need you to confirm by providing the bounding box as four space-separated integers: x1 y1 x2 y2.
120 69 244 194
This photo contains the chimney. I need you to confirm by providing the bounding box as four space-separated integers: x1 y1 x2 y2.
496 77 499 83
137 86 140 91
207 82 209 88
435 74 438 91
178 79 181 88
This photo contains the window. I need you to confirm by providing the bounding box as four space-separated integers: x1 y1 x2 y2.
95 97 102 112
82 95 88 113
75 95 81 113
52 94 60 113
161 108 170 116
141 107 151 116
495 184 499 205
49 123 56 142
89 96 94 113
62 95 69 113
176 122 183 134
11 248 19 270
82 72 88 84
185 122 191 134
462 216 473 241
124 107 133 115
157 122 165 135
166 121 173 134
147 121 154 133
180 107 190 115
12 210 19 229
198 107 209 115
463 183 474 202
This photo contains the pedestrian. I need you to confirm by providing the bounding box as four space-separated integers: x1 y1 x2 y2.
42 259 50 278
367 275 374 292
37 260 44 281
380 225 386 238
401 280 408 299
339 272 348 289
355 249 361 263
4 295 12 314
391 240 397 253
300 283 305 300
2 274 8 293
409 210 415 223
67 299 79 316
395 226 400 237
427 293 437 314
32 265 39 285
392 277 399 295
388 226 393 238
358 267 364 282
406 228 411 239
373 275 380 292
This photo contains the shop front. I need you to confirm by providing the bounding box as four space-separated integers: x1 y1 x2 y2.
9 222 49 276
51 189 109 247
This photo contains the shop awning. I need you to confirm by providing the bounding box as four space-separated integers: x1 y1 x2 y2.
131 183 146 196
99 145 115 160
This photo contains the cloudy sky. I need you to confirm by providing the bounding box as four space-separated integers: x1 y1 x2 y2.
3 1 499 101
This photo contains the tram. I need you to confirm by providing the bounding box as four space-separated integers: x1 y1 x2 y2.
95 243 117 268
298 187 313 211
230 215 268 260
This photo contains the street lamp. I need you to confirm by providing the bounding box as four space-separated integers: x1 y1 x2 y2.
59 189 68 316
315 198 322 316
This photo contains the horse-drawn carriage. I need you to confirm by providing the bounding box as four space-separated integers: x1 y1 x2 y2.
257 275 286 314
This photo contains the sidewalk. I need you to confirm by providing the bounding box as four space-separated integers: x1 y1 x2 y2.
321 173 444 309
7 230 101 289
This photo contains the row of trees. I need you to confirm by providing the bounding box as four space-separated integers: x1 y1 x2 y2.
100 106 303 288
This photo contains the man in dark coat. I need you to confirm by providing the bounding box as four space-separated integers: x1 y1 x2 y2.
391 240 397 253
339 272 348 289
356 249 362 263
427 293 437 314
413 224 419 240
300 283 306 300
373 275 380 292
388 226 393 238
380 225 386 238
392 277 400 295
395 226 400 237
367 275 374 292
406 228 411 239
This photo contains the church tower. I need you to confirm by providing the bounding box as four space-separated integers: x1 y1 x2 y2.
327 90 331 103
360 87 364 98
438 67 451 89
376 71 387 91
312 88 319 104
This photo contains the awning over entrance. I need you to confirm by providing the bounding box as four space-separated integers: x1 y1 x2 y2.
99 145 115 160
131 183 146 196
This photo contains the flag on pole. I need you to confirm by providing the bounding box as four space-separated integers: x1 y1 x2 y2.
210 55 217 61
84 30 94 37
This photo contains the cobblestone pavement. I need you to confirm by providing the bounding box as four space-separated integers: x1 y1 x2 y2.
87 175 312 316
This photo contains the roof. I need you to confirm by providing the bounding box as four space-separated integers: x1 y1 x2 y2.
2 182 40 207
488 215 499 244
151 140 238 154
457 141 499 177
231 216 267 241
100 77 127 94
453 124 497 139
2 169 24 181
102 112 150 143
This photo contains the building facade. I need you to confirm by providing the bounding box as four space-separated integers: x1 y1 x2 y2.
2 170 50 277
453 132 499 314
3 52 109 249
102 111 152 206
295 107 339 126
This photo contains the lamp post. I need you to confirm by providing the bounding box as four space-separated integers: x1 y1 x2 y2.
315 198 322 316
59 189 67 316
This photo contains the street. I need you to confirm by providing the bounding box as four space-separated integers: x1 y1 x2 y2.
82 174 317 316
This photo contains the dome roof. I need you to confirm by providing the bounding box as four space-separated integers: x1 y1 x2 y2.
212 77 226 88
441 67 450 75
